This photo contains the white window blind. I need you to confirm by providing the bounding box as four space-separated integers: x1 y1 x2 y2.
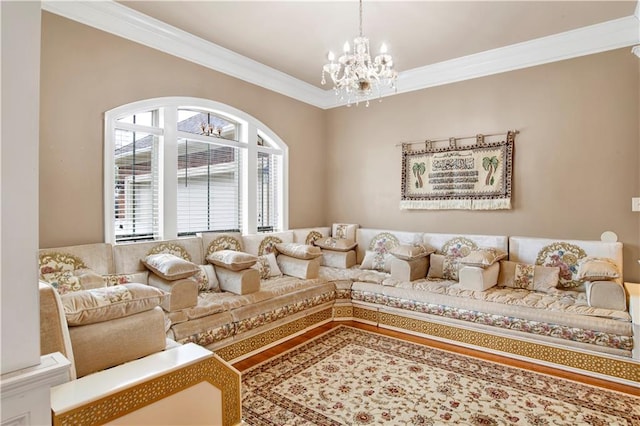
113 129 159 242
177 139 242 235
257 136 281 233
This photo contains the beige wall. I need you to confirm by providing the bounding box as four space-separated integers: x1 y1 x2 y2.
40 12 640 281
326 49 640 281
39 12 326 248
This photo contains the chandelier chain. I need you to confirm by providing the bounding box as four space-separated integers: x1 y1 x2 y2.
359 0 363 37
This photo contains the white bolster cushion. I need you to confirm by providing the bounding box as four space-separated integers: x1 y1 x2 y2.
458 263 500 291
277 254 320 279
321 250 357 269
391 257 429 282
216 267 260 295
585 280 627 311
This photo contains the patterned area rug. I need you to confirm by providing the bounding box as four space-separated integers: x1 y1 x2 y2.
242 326 640 425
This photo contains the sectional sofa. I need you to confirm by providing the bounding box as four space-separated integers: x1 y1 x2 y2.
38 225 638 384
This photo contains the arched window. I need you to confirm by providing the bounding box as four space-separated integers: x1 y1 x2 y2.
104 97 288 243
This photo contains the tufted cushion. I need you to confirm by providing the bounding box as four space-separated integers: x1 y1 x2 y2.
142 253 200 280
62 283 165 326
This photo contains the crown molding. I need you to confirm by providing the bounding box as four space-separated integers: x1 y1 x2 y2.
42 1 639 110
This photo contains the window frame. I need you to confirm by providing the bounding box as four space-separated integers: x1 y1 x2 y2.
104 96 288 244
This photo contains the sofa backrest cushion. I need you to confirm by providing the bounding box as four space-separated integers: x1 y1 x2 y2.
423 233 508 257
292 227 331 245
112 237 204 274
39 243 114 276
200 232 244 257
508 237 623 288
242 231 294 256
355 229 424 264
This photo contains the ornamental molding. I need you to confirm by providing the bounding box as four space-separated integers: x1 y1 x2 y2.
42 1 640 110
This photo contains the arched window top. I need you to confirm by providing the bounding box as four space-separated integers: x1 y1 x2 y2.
104 97 288 243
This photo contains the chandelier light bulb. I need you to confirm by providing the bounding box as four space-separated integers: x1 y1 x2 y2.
328 51 335 62
343 41 350 53
380 43 387 54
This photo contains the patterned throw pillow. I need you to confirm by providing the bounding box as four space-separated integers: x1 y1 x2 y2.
427 253 463 281
360 250 394 272
252 253 282 280
193 264 220 292
459 248 507 268
390 244 434 260
41 271 83 295
206 250 258 271
332 223 359 241
498 260 560 293
314 238 357 252
304 230 324 245
258 236 283 256
142 253 200 280
275 242 322 260
576 257 620 281
536 242 587 289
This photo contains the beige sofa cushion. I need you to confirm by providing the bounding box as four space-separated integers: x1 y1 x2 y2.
62 283 166 326
586 280 627 311
143 253 200 280
275 242 322 260
459 248 507 268
459 263 500 291
390 244 433 260
361 250 394 272
314 237 357 252
332 223 359 240
207 250 258 271
576 257 620 281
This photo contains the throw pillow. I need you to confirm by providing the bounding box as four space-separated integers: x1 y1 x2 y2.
536 242 587 289
206 250 258 271
390 244 434 260
576 257 620 281
332 223 359 240
275 242 322 260
41 270 83 295
252 253 283 280
498 260 560 293
62 283 165 326
314 237 357 252
459 248 507 268
360 250 394 272
142 253 200 280
194 264 220 292
427 253 463 281
101 272 149 287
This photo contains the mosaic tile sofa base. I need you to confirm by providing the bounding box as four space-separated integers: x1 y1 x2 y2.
39 226 637 383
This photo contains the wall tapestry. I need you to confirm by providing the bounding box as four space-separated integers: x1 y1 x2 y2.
400 131 516 210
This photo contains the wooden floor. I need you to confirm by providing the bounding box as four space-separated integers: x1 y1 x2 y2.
233 321 639 396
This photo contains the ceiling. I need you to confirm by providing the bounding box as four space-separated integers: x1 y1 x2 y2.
119 1 637 89
43 1 640 108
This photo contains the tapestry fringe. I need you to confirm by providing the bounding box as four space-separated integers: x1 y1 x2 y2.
400 198 511 210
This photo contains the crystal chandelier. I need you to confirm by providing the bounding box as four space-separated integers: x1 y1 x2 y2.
321 0 398 107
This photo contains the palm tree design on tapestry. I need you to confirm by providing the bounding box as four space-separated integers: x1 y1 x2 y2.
483 156 499 186
412 162 426 188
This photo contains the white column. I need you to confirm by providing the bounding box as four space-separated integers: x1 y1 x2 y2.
244 123 258 235
1 0 42 376
1 3 71 426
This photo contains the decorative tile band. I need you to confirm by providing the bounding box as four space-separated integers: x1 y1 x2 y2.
53 354 241 426
360 310 639 383
333 305 354 318
215 308 333 362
